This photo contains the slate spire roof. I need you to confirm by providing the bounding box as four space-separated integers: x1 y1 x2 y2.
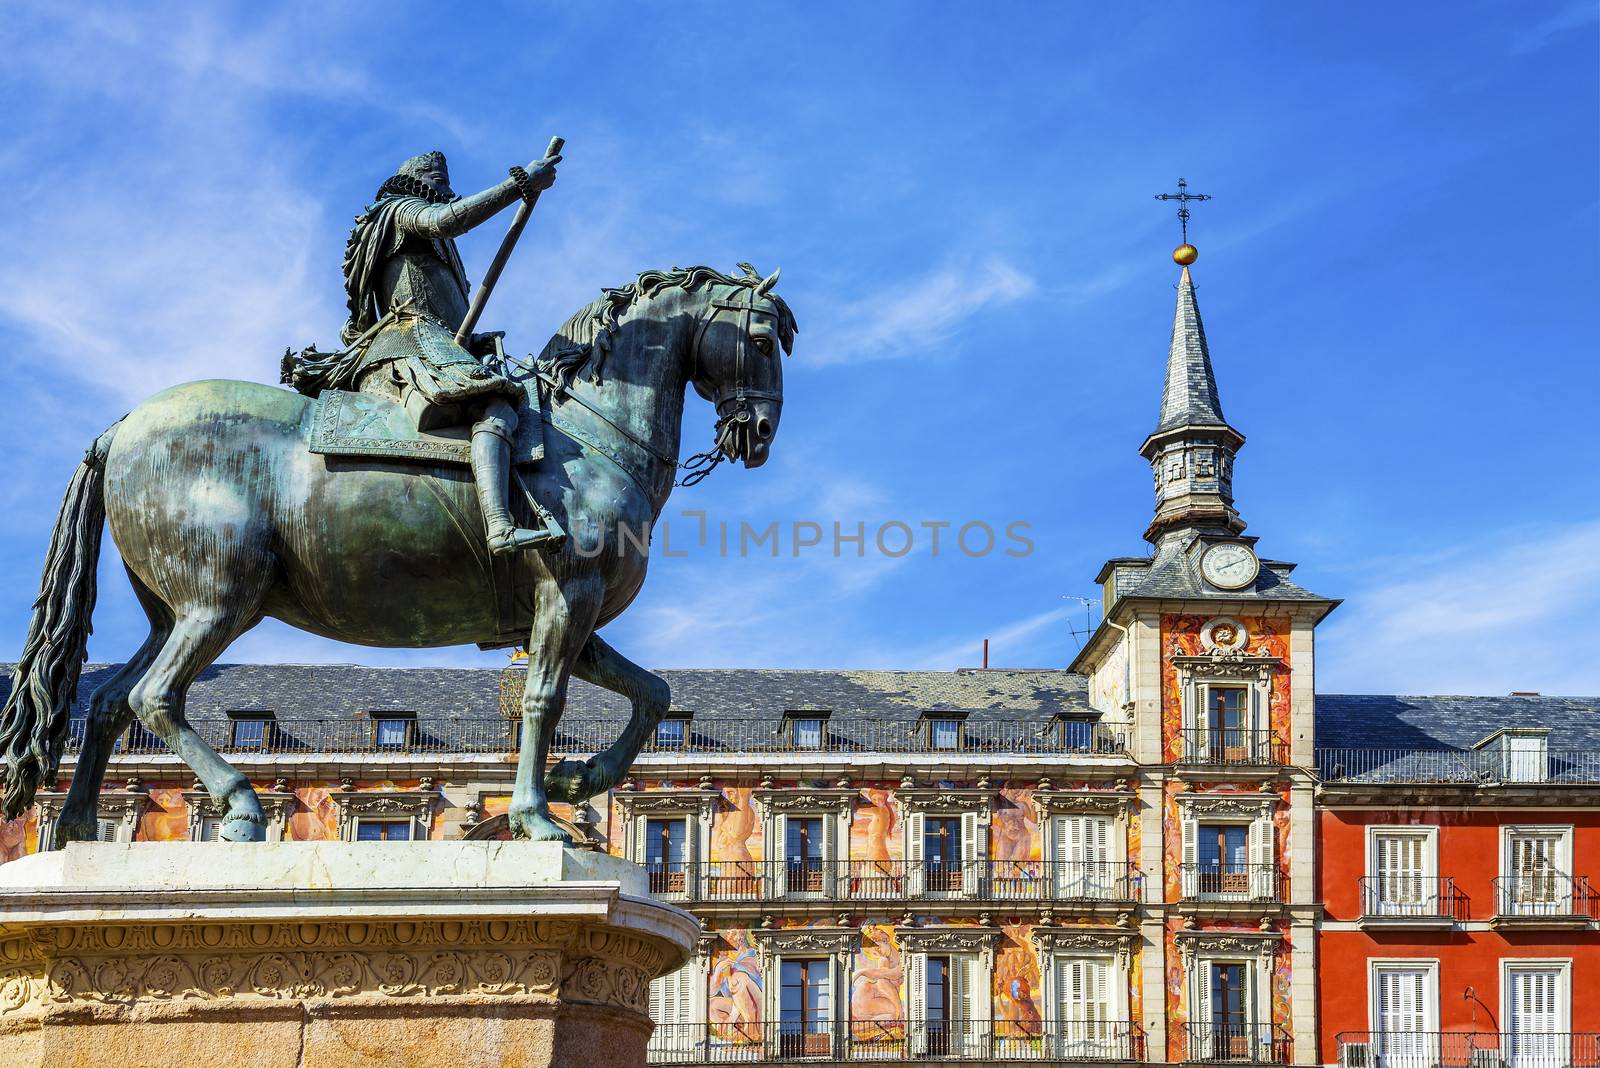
1152 266 1233 435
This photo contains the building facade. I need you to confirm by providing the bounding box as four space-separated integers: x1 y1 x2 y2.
2 256 1596 1067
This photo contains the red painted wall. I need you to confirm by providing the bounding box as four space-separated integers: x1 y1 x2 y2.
1317 807 1600 1061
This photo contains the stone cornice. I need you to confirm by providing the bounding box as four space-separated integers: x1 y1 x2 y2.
613 789 720 822
893 787 995 818
749 926 860 963
1175 791 1275 818
750 788 856 816
1030 925 1138 967
1031 789 1135 819
1175 928 1281 964
1171 653 1280 681
895 926 1002 970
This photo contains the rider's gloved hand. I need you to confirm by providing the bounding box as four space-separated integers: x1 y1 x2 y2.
524 152 560 190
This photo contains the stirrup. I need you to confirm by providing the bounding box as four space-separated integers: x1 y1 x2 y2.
488 526 559 556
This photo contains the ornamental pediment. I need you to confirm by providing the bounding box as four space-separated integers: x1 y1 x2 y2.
613 788 719 820
1174 792 1274 818
750 788 855 815
750 926 860 961
1031 790 1134 818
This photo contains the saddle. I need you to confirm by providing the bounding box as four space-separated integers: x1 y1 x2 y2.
305 385 545 467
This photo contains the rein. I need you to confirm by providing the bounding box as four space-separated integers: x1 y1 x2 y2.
525 282 778 493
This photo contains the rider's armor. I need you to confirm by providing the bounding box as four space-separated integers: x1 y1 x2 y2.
340 151 553 555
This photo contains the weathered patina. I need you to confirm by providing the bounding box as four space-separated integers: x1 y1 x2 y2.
0 147 795 845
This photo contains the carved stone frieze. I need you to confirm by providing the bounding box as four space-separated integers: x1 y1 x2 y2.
32 790 150 844
749 927 859 964
1031 790 1134 819
328 788 437 841
614 789 719 822
893 788 994 818
1171 653 1279 682
1030 926 1138 968
0 917 667 1017
750 788 855 816
1175 792 1275 819
1175 929 1281 965
895 927 1002 971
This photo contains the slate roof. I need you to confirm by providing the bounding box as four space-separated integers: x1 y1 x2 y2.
1117 546 1332 604
0 663 1094 729
1314 694 1600 751
1152 266 1233 436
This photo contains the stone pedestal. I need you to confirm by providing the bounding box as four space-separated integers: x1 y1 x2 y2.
0 841 695 1068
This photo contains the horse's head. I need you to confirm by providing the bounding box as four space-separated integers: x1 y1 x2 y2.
687 265 795 469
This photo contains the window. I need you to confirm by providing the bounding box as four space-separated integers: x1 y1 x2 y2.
906 808 985 897
645 818 688 895
1368 829 1437 916
648 962 700 1061
929 718 961 751
1503 734 1549 782
914 955 978 1055
1053 814 1115 899
95 818 121 843
1203 686 1248 761
354 818 412 841
372 715 414 750
1210 964 1249 1054
1057 956 1114 1057
1503 827 1573 915
1059 716 1098 751
228 713 275 749
1503 962 1568 1068
198 816 224 842
1370 962 1437 1068
779 959 831 1058
654 716 688 749
792 718 824 749
1198 825 1249 894
1178 798 1275 901
785 816 826 894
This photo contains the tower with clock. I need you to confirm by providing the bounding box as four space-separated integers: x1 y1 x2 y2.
1067 198 1339 1062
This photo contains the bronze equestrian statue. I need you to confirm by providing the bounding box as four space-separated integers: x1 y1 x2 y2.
0 143 796 847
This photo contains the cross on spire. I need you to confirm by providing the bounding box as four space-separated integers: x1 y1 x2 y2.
1154 177 1211 245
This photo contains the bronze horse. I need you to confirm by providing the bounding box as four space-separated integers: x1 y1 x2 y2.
0 265 794 846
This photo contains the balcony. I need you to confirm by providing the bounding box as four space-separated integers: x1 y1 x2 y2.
1176 729 1285 768
646 860 1140 907
1317 748 1600 785
70 716 1129 760
1358 876 1467 927
1179 863 1281 905
1492 874 1599 928
647 1019 1144 1063
1172 1022 1290 1064
1336 1031 1600 1068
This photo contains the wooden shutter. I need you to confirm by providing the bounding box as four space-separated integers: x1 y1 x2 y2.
200 817 223 843
1510 968 1559 1035
1376 968 1427 1040
907 951 927 1036
1249 817 1274 899
1181 813 1198 897
1053 816 1076 897
953 954 975 1056
648 964 696 1056
1193 963 1213 1060
907 812 926 897
960 811 983 895
822 812 838 897
95 818 120 843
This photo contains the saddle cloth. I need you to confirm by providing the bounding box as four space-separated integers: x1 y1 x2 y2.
306 387 544 467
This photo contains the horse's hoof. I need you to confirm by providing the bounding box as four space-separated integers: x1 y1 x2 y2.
509 807 571 844
220 787 267 842
545 759 591 804
50 818 97 850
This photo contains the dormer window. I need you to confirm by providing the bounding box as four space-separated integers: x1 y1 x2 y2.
227 711 276 750
371 712 416 750
918 711 969 752
1474 728 1550 783
1055 714 1099 752
654 712 692 749
783 710 831 750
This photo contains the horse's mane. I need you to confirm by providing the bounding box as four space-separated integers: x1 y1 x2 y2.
535 264 798 388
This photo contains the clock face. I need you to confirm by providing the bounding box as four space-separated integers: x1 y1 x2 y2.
1201 542 1259 590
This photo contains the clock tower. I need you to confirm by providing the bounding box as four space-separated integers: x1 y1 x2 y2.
1067 230 1338 1064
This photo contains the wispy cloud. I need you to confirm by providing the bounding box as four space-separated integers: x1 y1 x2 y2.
1510 1 1598 55
804 256 1037 367
906 605 1074 670
1319 518 1600 696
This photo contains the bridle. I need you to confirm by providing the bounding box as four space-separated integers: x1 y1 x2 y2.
533 280 780 493
678 282 783 486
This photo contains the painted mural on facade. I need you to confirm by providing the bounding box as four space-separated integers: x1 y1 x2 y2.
1160 613 1291 762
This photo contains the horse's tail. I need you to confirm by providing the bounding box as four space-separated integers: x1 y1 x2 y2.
0 421 119 820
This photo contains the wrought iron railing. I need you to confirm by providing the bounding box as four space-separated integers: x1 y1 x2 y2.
647 1019 1144 1062
1317 748 1600 785
1177 729 1286 767
1172 1022 1291 1064
1359 875 1468 921
1178 863 1281 903
1335 1030 1600 1068
1493 874 1599 920
68 716 1128 759
643 860 1140 904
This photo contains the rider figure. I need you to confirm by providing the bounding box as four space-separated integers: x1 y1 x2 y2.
340 149 560 555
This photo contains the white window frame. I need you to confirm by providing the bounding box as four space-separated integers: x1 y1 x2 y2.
329 787 436 842
899 927 1000 1057
1364 825 1439 915
1499 959 1570 1046
751 789 853 900
1367 958 1439 1063
895 788 994 899
31 789 149 847
1172 647 1277 763
615 789 717 899
1501 825 1574 915
1033 928 1135 1061
1175 794 1276 901
750 927 859 1060
1179 935 1276 1061
647 936 713 1062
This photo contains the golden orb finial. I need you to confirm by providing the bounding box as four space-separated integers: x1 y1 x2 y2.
1173 243 1198 266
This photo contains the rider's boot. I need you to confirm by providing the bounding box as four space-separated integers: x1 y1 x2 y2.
472 399 556 556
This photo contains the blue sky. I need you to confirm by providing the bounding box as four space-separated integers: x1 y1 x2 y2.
0 2 1595 695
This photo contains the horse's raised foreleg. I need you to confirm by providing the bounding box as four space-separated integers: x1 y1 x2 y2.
509 572 603 842
128 604 267 843
548 633 669 804
54 571 173 848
